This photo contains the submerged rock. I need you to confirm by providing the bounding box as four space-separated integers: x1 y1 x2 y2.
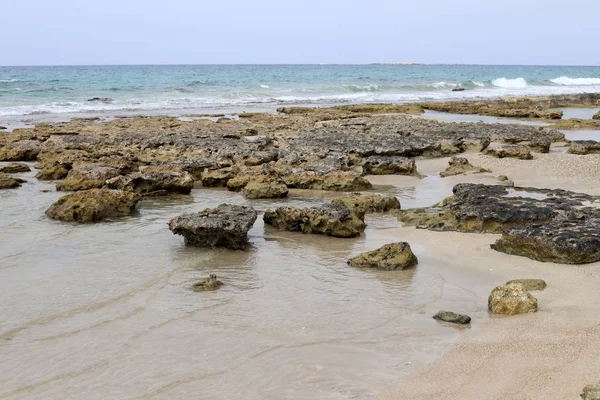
105 166 194 195
168 204 258 250
440 156 489 177
332 193 400 213
569 140 600 155
485 144 533 160
362 155 417 176
87 97 113 102
0 172 24 189
36 164 70 180
263 202 366 238
433 311 471 325
506 279 547 291
56 164 121 191
192 274 223 292
582 383 600 400
488 284 538 315
347 242 418 270
0 163 31 173
46 188 141 223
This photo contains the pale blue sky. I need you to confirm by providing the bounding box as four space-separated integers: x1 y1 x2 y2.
1 0 597 66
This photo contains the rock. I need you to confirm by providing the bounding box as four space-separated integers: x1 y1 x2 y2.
0 172 23 189
283 171 372 191
524 138 551 153
362 155 417 176
582 383 600 400
56 164 121 191
347 242 418 270
46 189 141 223
488 284 538 315
242 179 288 199
433 311 471 324
416 98 564 119
451 88 466 92
440 157 489 177
506 279 547 291
497 175 514 186
569 140 600 155
332 193 400 213
200 167 235 187
264 202 366 238
105 166 194 195
485 144 533 160
0 126 6 130
0 163 31 173
87 97 113 102
36 165 70 180
0 140 42 161
492 220 600 264
548 118 600 130
168 204 258 250
192 274 223 292
594 111 600 120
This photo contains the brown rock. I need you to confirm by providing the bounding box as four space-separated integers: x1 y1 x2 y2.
46 189 141 223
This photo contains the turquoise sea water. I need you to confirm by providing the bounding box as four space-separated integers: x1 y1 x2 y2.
1 64 600 118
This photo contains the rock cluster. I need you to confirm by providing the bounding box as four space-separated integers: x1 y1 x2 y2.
433 311 471 325
569 140 600 155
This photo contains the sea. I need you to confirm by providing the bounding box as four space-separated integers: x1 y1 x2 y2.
1 64 600 120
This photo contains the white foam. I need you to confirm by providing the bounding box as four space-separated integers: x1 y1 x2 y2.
0 79 19 83
431 81 458 88
491 77 528 89
472 81 486 87
260 84 270 88
550 76 600 86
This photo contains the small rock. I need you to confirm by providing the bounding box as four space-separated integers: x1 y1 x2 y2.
452 88 466 92
347 242 418 270
332 193 400 213
488 284 538 315
506 279 547 291
485 144 533 160
0 126 6 130
87 97 113 102
581 382 600 400
0 163 31 173
105 166 194 195
593 110 600 120
46 189 141 223
440 156 489 177
192 274 223 292
433 311 471 324
0 172 23 189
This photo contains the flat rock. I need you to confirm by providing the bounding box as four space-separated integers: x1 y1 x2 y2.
168 204 258 250
56 164 121 191
105 166 194 195
0 163 31 173
440 156 489 177
362 155 417 175
569 140 600 155
36 165 70 180
506 279 547 291
264 202 366 238
0 172 23 189
332 193 400 213
485 144 533 160
46 189 141 223
582 383 600 400
347 242 418 270
488 284 538 315
433 311 471 325
0 140 42 161
282 170 372 191
594 111 600 120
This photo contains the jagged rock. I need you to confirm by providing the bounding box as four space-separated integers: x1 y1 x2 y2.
569 140 600 155
105 166 194 195
523 138 551 153
264 203 366 238
282 171 372 191
492 220 600 264
332 193 400 213
347 242 418 270
594 111 600 120
488 284 538 315
242 179 288 199
0 172 24 189
192 274 223 292
200 167 235 187
46 189 141 223
362 155 417 175
485 144 533 160
417 99 563 119
433 311 471 324
0 140 42 161
168 204 257 250
36 165 70 180
56 164 121 191
506 279 547 291
549 118 600 130
582 383 600 400
0 163 31 173
440 157 489 177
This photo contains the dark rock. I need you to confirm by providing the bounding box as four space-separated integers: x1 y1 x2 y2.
332 193 400 213
569 140 600 155
0 163 31 173
87 97 113 102
582 382 600 400
0 172 23 189
46 189 141 223
168 204 258 250
506 279 547 291
433 311 471 324
452 88 466 92
362 155 417 175
192 274 223 292
440 156 489 177
594 111 600 120
347 242 418 270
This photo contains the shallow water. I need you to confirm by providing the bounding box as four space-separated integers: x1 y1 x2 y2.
0 166 502 399
421 110 549 126
561 129 600 141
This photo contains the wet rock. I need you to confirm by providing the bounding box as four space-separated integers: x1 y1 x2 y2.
569 140 600 155
549 118 600 130
264 203 366 238
488 284 538 315
433 311 471 324
242 179 288 199
192 274 223 292
0 126 6 130
523 138 551 153
417 99 563 119
485 144 533 160
594 111 600 120
0 163 31 173
0 172 23 189
168 204 258 250
46 189 141 223
451 88 466 92
492 220 600 264
440 156 489 177
87 97 113 102
0 140 42 161
582 383 600 400
105 166 194 195
282 171 372 191
362 155 417 175
347 242 418 270
332 193 400 213
56 163 121 191
506 279 547 291
200 167 235 187
36 164 70 180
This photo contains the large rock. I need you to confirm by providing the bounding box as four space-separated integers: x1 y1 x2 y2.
506 279 547 291
0 140 42 161
46 189 141 223
36 165 70 180
105 166 194 195
347 242 418 270
200 167 235 187
569 140 600 155
56 164 121 191
168 204 257 250
0 163 31 173
0 172 24 189
332 193 400 213
488 284 538 315
282 171 372 191
362 155 417 175
485 144 533 160
582 383 600 400
440 157 489 177
492 220 600 264
263 203 366 238
242 179 288 199
433 311 471 325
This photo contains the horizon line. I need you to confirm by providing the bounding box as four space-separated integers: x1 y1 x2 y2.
1 63 600 68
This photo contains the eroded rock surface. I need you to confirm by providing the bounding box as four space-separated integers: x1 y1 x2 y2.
332 193 400 213
46 189 141 223
582 383 600 400
485 144 533 160
506 279 547 291
433 311 471 325
569 140 600 155
0 172 24 189
488 284 538 315
347 242 418 270
440 157 489 177
242 179 288 199
0 163 31 173
56 164 121 191
362 155 417 175
106 166 194 195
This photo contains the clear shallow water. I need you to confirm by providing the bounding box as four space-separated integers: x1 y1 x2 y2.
0 166 502 400
1 64 600 119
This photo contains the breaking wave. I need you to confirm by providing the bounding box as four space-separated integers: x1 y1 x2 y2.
491 77 528 89
550 76 600 86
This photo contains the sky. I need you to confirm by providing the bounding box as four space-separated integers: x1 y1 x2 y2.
1 0 598 66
